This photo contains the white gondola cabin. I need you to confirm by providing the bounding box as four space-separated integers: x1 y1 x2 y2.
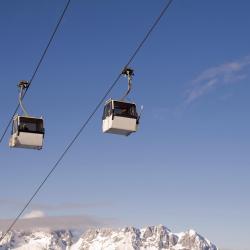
9 115 45 150
102 99 139 136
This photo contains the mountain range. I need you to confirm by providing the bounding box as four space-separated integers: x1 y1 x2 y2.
0 225 217 250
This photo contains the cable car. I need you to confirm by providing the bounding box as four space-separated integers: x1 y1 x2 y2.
9 80 45 150
102 99 139 136
9 115 45 150
102 68 141 136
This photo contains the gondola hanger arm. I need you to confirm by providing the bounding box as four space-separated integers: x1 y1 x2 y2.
18 80 30 117
121 67 134 101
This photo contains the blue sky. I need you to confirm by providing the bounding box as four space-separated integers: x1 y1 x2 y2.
0 0 250 249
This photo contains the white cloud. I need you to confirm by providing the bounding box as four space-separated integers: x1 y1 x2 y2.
187 78 218 103
23 210 46 219
186 56 250 103
0 214 116 231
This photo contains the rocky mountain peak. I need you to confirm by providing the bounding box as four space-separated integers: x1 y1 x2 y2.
0 225 217 250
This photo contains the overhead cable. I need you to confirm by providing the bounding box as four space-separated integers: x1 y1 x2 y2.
0 0 174 244
0 0 72 144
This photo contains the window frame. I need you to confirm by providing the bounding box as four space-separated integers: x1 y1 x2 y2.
18 117 45 134
113 101 137 119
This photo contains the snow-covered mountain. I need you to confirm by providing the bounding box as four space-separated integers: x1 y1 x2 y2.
0 225 217 250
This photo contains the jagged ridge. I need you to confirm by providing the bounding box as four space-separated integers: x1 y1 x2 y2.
0 225 217 250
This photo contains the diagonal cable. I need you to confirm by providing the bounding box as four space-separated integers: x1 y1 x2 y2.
0 0 174 244
0 0 72 144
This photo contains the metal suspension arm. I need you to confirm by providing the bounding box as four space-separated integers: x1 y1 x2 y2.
121 67 134 101
18 80 30 117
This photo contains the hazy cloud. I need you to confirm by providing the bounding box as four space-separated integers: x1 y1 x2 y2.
0 200 115 231
186 56 250 103
0 214 116 231
23 210 46 219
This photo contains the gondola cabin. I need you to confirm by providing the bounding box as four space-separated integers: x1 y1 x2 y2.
102 99 139 136
9 115 45 150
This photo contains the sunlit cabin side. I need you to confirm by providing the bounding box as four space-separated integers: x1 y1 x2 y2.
9 115 45 150
102 99 138 136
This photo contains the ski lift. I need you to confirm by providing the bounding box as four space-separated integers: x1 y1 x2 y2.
102 68 141 136
9 81 45 150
